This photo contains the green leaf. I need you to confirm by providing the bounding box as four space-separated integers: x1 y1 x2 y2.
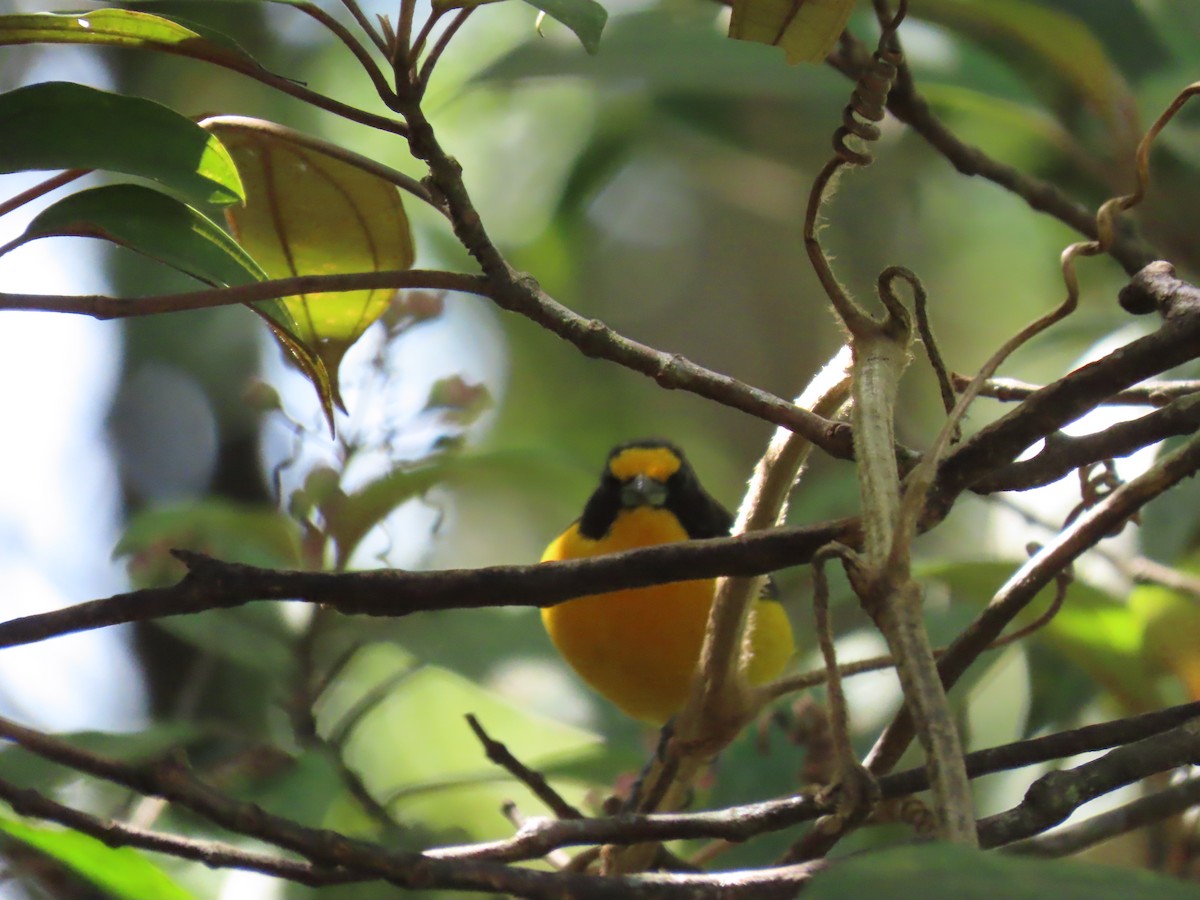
0 82 242 207
912 0 1139 159
807 843 1200 899
424 376 492 425
920 560 1164 714
8 181 327 411
115 499 303 588
522 0 607 54
431 0 606 53
0 725 199 794
314 644 603 838
0 815 191 900
318 461 450 570
210 122 416 420
13 184 265 288
729 0 856 65
1131 570 1200 701
155 606 296 674
0 10 263 72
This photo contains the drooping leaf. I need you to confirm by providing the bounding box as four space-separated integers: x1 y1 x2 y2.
729 0 856 65
12 184 264 288
431 0 606 53
0 10 264 73
0 816 192 900
807 843 1200 899
7 184 316 376
0 82 242 208
210 122 416 417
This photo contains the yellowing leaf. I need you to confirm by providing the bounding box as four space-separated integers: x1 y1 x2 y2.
729 0 856 65
211 123 415 419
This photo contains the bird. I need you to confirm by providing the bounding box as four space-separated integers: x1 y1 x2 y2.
540 440 795 724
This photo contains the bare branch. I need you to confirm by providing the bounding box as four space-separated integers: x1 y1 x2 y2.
978 719 1200 849
0 271 487 319
0 520 858 651
0 776 362 887
1005 774 1200 858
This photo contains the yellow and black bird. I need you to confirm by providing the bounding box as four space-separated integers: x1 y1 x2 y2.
541 440 795 724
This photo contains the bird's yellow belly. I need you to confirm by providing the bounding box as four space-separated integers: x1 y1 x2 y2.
542 579 714 723
543 583 793 724
540 507 794 723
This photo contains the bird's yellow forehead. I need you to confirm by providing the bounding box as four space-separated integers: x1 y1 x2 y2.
608 446 682 483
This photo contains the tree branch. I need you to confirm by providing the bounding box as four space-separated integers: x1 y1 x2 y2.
828 38 1159 276
973 392 1200 493
932 262 1200 516
393 85 850 459
0 776 362 887
978 718 1200 849
0 271 487 319
0 520 858 650
868 424 1200 781
1004 774 1200 858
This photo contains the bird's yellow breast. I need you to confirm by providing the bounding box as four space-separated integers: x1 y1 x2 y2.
541 507 792 723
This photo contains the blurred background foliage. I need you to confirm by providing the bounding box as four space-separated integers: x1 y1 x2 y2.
4 0 1200 895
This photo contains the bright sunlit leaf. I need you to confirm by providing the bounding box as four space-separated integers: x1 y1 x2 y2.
313 643 603 839
920 560 1164 714
210 123 416 421
0 82 243 208
729 0 855 65
0 9 263 72
1132 575 1200 702
0 815 192 900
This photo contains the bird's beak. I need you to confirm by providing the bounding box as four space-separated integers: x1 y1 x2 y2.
621 474 668 508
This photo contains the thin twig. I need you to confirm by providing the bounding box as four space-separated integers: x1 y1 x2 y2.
408 8 446 67
419 10 473 89
868 427 1200 783
830 37 1159 276
978 718 1200 849
292 2 396 105
913 285 957 418
391 67 854 461
1128 557 1200 598
0 270 486 319
0 520 857 651
762 554 1071 702
465 714 583 820
337 0 390 56
0 776 362 887
952 374 1200 408
0 169 85 219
